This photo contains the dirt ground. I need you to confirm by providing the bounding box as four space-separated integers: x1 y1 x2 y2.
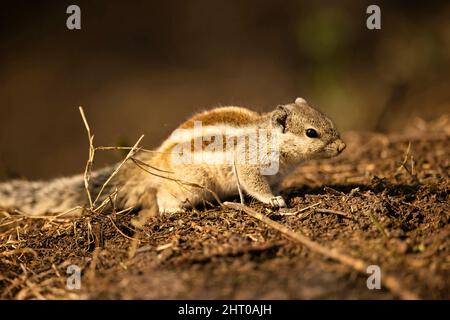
0 116 449 300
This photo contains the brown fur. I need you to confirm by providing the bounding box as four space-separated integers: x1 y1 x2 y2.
179 107 260 128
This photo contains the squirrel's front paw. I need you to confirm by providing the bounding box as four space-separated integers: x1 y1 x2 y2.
269 196 287 208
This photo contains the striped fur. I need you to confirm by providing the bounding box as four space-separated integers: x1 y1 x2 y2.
0 98 345 215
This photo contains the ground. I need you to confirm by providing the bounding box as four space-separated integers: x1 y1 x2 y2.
0 117 449 299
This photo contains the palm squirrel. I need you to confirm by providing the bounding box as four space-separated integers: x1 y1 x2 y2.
0 97 345 215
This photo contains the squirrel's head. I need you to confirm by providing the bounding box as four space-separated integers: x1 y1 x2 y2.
270 97 346 161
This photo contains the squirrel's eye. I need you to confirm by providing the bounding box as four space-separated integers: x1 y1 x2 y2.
306 128 318 138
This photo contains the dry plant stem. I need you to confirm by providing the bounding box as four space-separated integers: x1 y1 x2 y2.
0 219 19 227
131 158 223 206
14 206 85 221
107 215 145 243
295 202 321 214
96 189 121 214
93 135 145 207
79 106 95 209
131 157 174 174
96 146 152 152
223 201 420 300
397 142 413 176
79 106 146 211
96 146 170 155
232 160 245 205
396 141 420 183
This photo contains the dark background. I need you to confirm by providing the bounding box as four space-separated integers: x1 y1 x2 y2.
1 0 449 180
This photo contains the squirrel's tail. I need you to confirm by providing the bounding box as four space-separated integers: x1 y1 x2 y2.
0 167 115 216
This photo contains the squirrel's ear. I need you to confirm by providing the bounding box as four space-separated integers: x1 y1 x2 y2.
272 105 289 133
295 97 307 105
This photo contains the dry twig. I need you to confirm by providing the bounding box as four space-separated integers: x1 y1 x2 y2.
232 160 245 205
93 135 145 207
79 106 95 209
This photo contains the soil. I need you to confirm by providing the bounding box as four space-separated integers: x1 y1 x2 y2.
0 117 449 300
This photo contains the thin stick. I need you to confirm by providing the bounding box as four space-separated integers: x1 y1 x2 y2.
55 206 84 217
131 157 174 174
292 202 321 214
232 160 245 205
114 206 135 215
92 135 144 206
131 158 223 206
96 146 167 155
96 146 150 152
223 201 419 300
79 106 94 209
396 141 416 179
107 215 144 243
95 189 120 214
0 219 21 227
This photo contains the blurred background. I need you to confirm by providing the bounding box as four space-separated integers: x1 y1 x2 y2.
1 0 449 180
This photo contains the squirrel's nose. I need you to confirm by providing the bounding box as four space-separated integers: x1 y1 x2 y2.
336 140 346 153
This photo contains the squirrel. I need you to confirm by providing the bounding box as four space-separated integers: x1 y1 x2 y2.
0 97 345 216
